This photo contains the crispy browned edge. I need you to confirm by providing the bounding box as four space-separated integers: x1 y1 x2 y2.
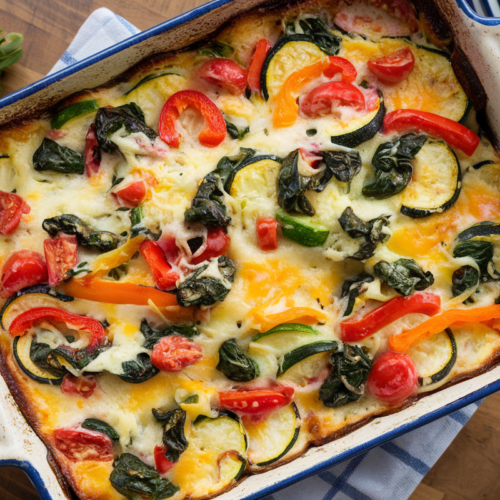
0 0 498 498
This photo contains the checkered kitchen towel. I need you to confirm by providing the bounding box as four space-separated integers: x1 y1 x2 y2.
47 6 491 500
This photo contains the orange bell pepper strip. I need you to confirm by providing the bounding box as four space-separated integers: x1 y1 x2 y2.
251 306 328 332
389 304 500 352
273 56 357 128
60 278 178 307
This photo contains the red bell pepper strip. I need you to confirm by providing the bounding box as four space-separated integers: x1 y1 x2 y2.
383 109 480 156
0 191 30 235
154 445 176 473
256 216 278 251
159 90 226 148
340 292 441 342
140 239 179 290
190 228 230 265
44 233 78 287
9 307 105 349
84 124 101 177
323 56 357 82
247 39 271 93
219 386 294 415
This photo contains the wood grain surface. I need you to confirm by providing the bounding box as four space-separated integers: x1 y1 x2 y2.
0 0 499 499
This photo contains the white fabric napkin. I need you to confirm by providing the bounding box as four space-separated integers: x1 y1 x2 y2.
48 7 486 500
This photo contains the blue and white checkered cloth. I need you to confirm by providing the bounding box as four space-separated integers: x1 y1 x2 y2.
47 6 490 500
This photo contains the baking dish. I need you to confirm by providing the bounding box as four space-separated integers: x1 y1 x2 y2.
1 0 500 498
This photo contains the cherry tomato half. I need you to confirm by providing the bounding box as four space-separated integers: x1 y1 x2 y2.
54 427 113 462
366 351 418 404
368 48 415 84
256 216 278 251
219 386 294 415
44 233 78 287
190 228 230 265
84 124 101 177
198 58 247 95
113 179 147 207
0 191 30 236
247 39 271 93
0 250 47 298
300 82 365 118
61 373 97 399
154 444 176 474
151 336 203 372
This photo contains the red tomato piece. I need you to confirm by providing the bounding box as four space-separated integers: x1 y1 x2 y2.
366 351 419 403
324 56 357 83
54 427 113 462
0 250 47 298
247 39 271 93
140 240 180 290
159 90 226 148
256 217 278 252
383 109 480 156
157 232 181 265
44 234 78 287
154 444 176 474
219 386 294 415
300 82 365 118
84 124 101 177
150 336 203 372
340 293 441 342
190 228 230 265
9 307 105 348
46 129 68 140
0 191 30 236
113 179 147 207
198 58 247 95
61 373 97 399
368 48 415 84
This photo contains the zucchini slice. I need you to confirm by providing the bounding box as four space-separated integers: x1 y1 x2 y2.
407 329 457 389
400 140 461 218
191 413 247 485
329 91 385 148
252 323 320 342
276 209 329 247
245 403 300 467
125 72 180 95
261 35 331 101
457 221 500 242
13 334 65 385
229 156 281 199
277 341 339 376
1 284 74 331
50 99 100 129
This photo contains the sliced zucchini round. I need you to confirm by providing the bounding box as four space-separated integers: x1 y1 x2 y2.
276 208 330 247
0 284 74 331
252 323 320 342
277 341 338 376
229 156 281 199
457 221 500 242
191 413 247 485
407 329 457 389
261 35 330 101
329 91 385 148
13 334 65 385
400 140 461 218
50 99 99 130
245 403 300 467
124 72 180 96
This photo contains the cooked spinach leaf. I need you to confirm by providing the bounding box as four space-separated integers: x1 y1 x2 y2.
82 418 120 440
451 265 480 300
111 453 179 500
140 320 199 349
94 102 157 154
184 148 255 227
43 214 122 252
338 207 390 260
30 341 66 378
225 119 250 140
152 408 188 463
299 17 342 56
176 256 236 307
362 134 427 199
119 353 159 384
55 345 109 371
199 41 234 58
374 258 434 296
32 138 84 174
321 150 362 185
341 273 375 316
217 338 259 382
319 345 372 408
453 240 499 279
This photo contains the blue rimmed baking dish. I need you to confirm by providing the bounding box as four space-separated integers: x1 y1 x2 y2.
1 1 500 499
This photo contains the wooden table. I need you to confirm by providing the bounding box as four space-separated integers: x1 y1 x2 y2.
1 0 500 498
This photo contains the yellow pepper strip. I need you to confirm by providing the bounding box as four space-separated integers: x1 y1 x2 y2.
81 234 146 281
389 304 500 352
251 306 329 333
273 59 330 129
